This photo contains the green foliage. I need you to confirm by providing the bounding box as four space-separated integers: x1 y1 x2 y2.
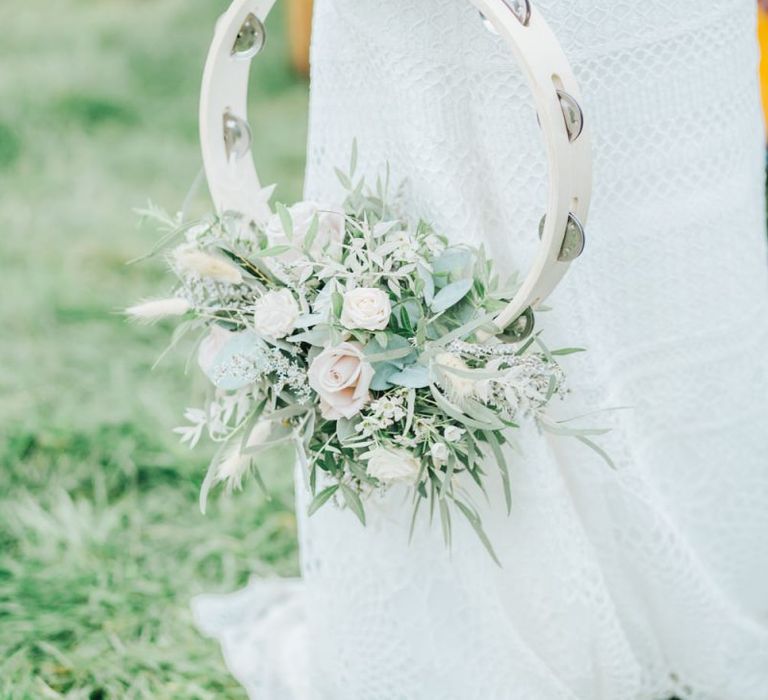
0 0 307 696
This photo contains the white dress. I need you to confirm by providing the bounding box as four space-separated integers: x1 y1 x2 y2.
194 1 768 698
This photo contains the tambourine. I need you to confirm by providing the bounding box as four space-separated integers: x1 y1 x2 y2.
199 0 592 333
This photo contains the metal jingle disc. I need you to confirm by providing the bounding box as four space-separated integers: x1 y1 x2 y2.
539 213 586 262
223 110 252 161
504 307 536 342
502 0 532 26
231 13 266 60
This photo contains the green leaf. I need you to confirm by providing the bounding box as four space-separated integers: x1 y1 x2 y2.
276 202 293 240
408 494 423 544
370 362 399 391
287 327 331 347
551 347 587 356
432 249 472 275
453 499 502 567
331 291 344 319
417 263 435 305
349 138 358 177
440 453 456 499
438 497 452 549
430 385 501 431
308 485 339 516
340 484 367 525
389 365 431 389
336 418 358 445
302 214 320 255
429 311 497 347
574 436 617 470
335 167 352 190
483 430 511 515
249 462 270 500
365 346 414 363
252 244 292 258
430 279 473 313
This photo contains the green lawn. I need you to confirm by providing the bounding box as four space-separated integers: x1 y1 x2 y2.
0 2 306 697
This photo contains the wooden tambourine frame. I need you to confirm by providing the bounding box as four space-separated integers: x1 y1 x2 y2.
200 0 592 333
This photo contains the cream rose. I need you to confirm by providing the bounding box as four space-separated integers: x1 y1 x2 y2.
308 342 374 420
366 447 420 484
252 289 299 339
265 201 344 263
340 287 392 331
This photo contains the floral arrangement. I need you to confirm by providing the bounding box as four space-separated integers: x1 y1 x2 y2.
128 148 602 562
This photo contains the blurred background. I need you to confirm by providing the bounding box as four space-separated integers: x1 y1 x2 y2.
1 1 766 699
0 1 311 698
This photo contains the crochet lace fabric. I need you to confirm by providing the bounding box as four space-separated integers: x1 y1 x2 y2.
194 1 768 697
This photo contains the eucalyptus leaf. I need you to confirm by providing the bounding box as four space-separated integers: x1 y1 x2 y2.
432 249 472 275
365 346 414 364
370 362 399 391
389 365 431 389
430 279 473 313
417 263 435 305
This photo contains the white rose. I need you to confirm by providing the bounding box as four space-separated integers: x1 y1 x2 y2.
340 287 392 331
265 201 345 263
430 442 450 465
444 426 466 443
366 447 420 484
308 342 374 420
434 352 476 402
252 290 300 339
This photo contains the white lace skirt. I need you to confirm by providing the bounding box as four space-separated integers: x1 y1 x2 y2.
194 1 768 698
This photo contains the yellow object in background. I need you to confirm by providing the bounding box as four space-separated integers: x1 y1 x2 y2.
288 0 313 77
759 2 768 129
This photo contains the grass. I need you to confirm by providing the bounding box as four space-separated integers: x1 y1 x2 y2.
0 1 306 697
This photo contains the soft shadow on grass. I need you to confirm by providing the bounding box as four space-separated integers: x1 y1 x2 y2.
0 1 307 697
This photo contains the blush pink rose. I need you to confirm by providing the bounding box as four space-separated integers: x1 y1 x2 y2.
308 342 374 420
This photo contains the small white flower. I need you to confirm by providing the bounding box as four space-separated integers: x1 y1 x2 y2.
434 352 476 402
444 426 466 443
366 447 420 484
252 289 300 339
174 248 243 284
126 297 190 323
372 396 405 422
430 442 450 465
340 287 392 331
